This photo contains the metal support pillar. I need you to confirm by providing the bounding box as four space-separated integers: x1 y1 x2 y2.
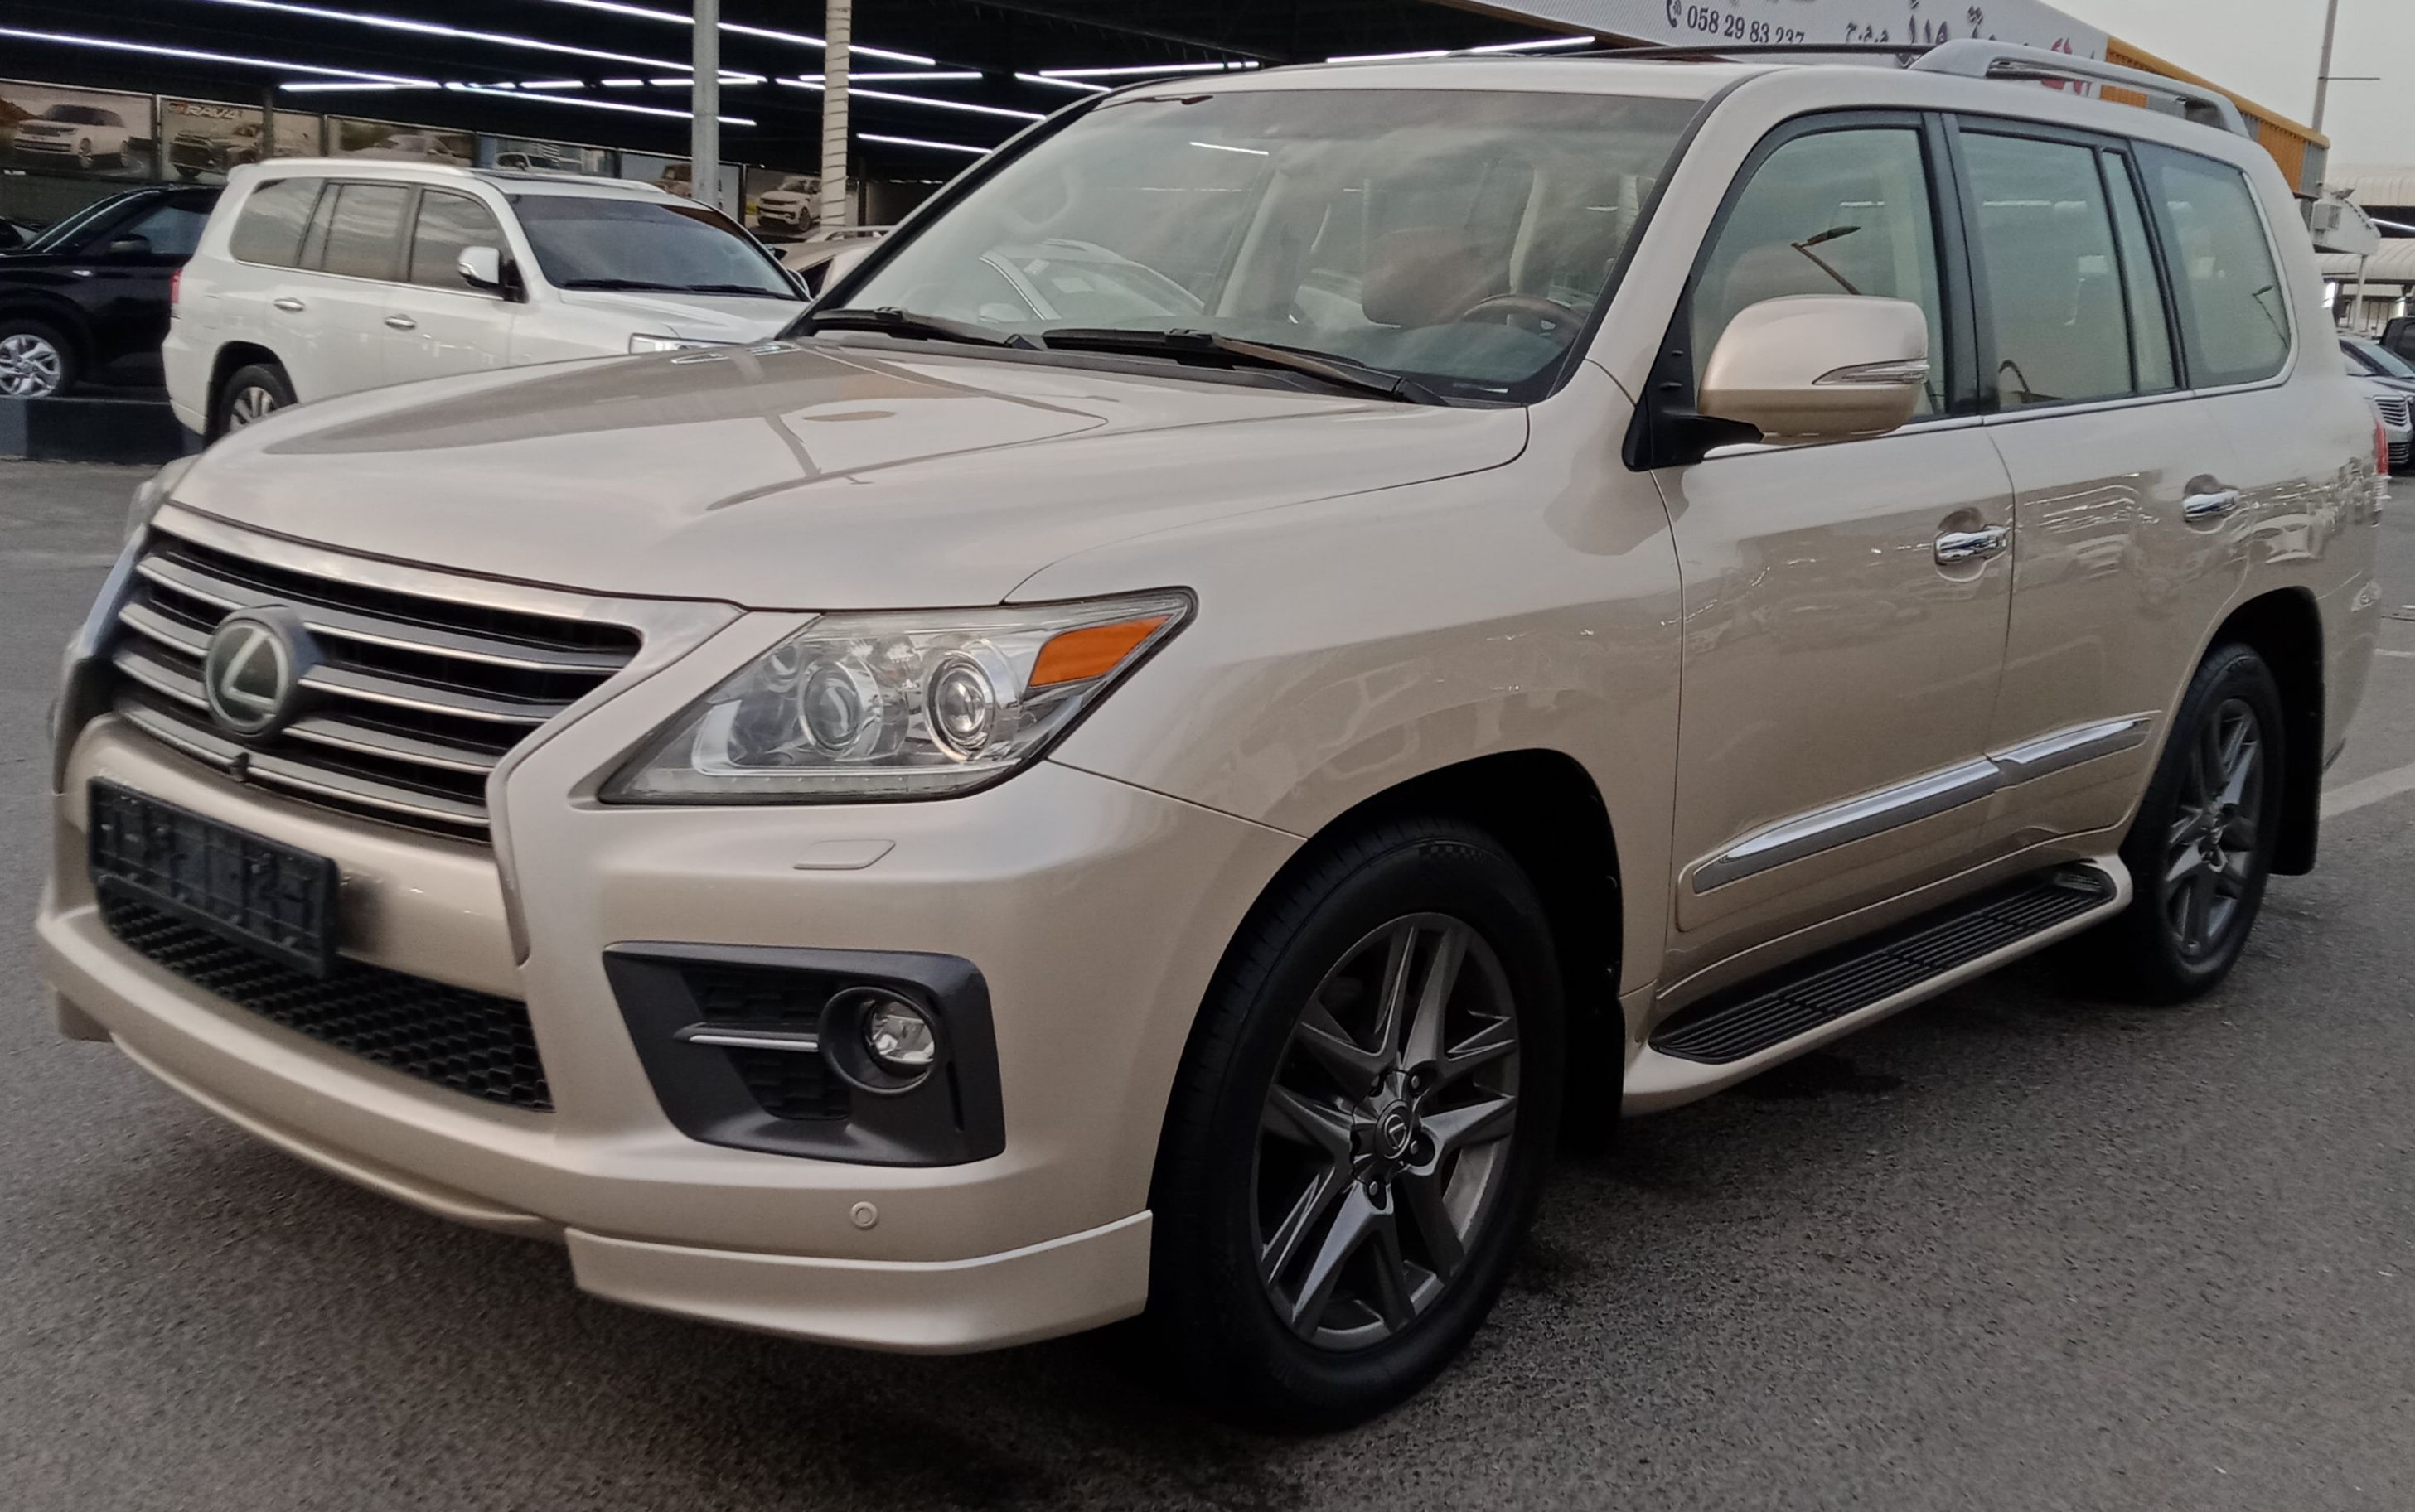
691 0 721 210
821 0 852 229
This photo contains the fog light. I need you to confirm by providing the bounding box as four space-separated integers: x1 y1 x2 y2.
864 997 937 1070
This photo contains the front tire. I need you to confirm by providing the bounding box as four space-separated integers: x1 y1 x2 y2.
212 361 294 437
0 317 73 398
2094 641 2286 1003
1148 818 1564 1429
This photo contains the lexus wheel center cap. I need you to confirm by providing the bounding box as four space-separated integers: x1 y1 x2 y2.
201 606 315 738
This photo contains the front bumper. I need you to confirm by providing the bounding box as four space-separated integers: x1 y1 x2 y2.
41 713 1295 1351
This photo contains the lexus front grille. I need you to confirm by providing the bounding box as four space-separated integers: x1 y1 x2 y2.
106 529 641 839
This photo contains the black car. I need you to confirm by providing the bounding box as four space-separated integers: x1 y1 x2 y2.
0 185 218 399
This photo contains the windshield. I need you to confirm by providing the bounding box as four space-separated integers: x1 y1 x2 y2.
508 194 799 299
17 194 132 254
2349 337 2415 379
843 87 1701 401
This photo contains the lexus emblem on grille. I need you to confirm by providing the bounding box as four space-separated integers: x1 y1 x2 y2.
201 606 315 738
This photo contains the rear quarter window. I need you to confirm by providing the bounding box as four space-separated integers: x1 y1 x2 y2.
2140 147 2291 388
228 177 322 268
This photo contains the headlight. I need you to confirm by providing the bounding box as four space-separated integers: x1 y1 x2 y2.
126 455 196 541
628 333 727 354
604 592 1190 804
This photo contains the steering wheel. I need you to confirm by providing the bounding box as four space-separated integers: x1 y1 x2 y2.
1455 293 1585 342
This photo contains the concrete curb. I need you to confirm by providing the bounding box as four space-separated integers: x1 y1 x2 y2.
0 396 199 465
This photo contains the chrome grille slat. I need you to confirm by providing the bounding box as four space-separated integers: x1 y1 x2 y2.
104 530 641 840
298 664 569 726
283 713 504 774
137 553 631 674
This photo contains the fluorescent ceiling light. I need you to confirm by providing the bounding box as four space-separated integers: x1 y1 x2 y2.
1467 36 1598 53
1039 62 1255 79
445 82 753 124
791 71 984 83
525 0 936 67
1189 140 1267 156
862 133 986 156
195 0 706 75
0 24 430 83
779 80 1042 121
1017 73 1107 94
278 80 440 91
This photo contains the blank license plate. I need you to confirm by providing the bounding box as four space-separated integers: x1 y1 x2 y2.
88 780 337 977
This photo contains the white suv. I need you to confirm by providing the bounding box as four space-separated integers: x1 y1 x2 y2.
163 161 804 436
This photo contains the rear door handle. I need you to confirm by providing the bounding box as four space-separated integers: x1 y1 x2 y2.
2183 487 2243 521
1935 524 2011 566
383 314 419 331
272 297 306 312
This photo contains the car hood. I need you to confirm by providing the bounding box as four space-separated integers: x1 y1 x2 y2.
174 341 1529 609
548 287 803 341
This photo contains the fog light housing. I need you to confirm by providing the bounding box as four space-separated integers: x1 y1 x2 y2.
864 998 937 1070
821 986 943 1093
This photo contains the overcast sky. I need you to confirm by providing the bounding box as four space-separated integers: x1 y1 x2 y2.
2070 0 2405 166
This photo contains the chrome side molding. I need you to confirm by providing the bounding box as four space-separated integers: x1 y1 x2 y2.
1695 715 2153 893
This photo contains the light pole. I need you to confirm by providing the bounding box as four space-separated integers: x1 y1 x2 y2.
2313 0 2341 133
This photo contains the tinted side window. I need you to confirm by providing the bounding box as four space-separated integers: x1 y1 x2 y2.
228 177 320 267
1962 131 2135 409
2142 147 2290 387
114 202 210 260
1692 126 1946 416
317 183 412 280
408 191 506 291
2105 159 2177 393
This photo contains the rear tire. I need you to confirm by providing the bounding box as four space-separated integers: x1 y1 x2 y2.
2091 642 2285 1004
1147 817 1564 1430
213 361 294 438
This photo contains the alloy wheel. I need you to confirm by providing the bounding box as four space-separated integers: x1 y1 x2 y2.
0 333 64 398
1253 913 1521 1351
2162 697 2266 958
226 386 283 429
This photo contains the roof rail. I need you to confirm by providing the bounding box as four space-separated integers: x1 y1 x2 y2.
1911 39 2251 139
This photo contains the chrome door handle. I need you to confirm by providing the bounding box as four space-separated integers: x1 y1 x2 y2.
1935 525 2011 566
272 297 306 312
2183 488 2243 521
383 314 419 331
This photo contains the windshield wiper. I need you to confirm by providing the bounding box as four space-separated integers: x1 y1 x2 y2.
1037 328 1443 405
799 306 1037 350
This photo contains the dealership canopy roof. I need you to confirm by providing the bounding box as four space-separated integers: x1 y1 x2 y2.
5 1 1619 178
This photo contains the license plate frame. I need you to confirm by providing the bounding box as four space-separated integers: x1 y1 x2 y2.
87 780 337 978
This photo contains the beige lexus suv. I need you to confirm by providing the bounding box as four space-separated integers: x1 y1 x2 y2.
40 42 2384 1427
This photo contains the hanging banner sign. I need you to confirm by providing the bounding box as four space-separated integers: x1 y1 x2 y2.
1490 1 2107 58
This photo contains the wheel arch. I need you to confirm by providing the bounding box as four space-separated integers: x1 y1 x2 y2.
206 342 288 434
1180 748 1626 1152
2211 587 2324 876
0 294 94 364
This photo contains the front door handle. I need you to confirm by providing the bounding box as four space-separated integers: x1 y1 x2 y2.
383 314 419 331
2183 487 2243 522
272 297 306 312
1935 524 2011 566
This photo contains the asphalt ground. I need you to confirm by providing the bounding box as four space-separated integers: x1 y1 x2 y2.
3 459 2412 1511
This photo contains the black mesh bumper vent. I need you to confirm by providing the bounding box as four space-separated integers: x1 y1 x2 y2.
99 893 552 1111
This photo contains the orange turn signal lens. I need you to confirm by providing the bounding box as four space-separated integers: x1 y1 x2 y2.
1029 616 1170 688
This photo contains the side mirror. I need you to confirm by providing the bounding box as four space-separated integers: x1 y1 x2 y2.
104 234 152 259
457 244 509 296
1699 296 1931 443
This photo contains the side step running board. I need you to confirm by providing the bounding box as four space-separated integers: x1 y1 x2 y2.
1628 862 2126 1112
